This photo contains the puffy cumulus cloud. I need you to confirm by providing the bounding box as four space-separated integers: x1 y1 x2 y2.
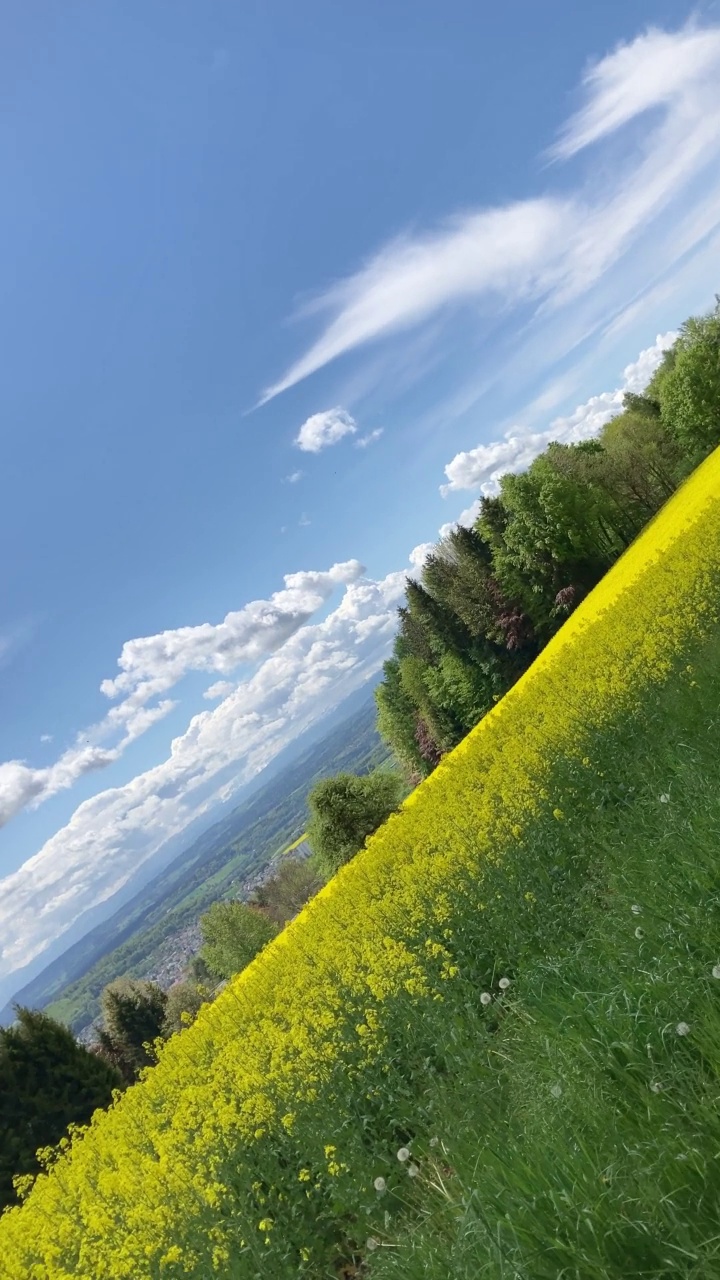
441 332 676 499
203 681 235 701
283 469 304 484
100 561 364 702
0 557 416 978
439 500 483 541
0 563 365 831
260 23 720 404
294 407 357 453
354 428 384 448
0 747 120 828
0 694 183 828
408 543 435 572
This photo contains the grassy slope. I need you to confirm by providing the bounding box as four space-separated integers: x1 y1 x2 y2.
369 621 720 1278
2 452 719 1279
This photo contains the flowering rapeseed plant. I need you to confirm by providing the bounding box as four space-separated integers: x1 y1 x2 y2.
1 449 720 1277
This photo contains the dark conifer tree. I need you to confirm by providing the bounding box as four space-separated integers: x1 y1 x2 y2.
0 1007 121 1209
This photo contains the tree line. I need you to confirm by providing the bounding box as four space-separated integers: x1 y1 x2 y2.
376 301 720 776
2 298 718 1213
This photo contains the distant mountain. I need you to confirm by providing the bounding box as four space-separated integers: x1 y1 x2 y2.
1 680 390 1029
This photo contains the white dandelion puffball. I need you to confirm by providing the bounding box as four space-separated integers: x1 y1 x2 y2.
429 1136 439 1148
366 1238 379 1252
659 793 670 803
396 1147 410 1163
712 964 720 980
373 1176 387 1193
498 977 511 991
635 927 644 939
480 991 492 1006
408 1163 420 1178
550 1083 563 1099
650 1081 664 1093
676 1022 690 1037
631 904 642 915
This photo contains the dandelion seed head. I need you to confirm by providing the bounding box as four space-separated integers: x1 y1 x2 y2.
480 992 492 1006
498 977 511 991
635 927 644 939
712 964 720 980
631 904 642 915
550 1083 563 1099
373 1176 386 1193
676 1022 691 1037
396 1147 410 1163
650 1081 664 1093
366 1237 379 1252
659 793 670 803
429 1137 439 1148
408 1163 420 1177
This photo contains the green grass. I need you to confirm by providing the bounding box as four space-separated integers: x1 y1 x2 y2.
360 640 720 1278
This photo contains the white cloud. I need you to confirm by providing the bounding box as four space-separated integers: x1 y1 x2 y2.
0 555 419 978
550 25 720 161
40 733 53 744
408 543 435 572
298 513 312 527
441 331 676 497
100 561 364 703
203 681 235 701
264 200 570 401
0 562 364 830
295 407 357 452
355 428 384 448
260 23 720 404
283 470 304 484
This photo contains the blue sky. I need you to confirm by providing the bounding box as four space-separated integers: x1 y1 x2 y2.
2 0 720 989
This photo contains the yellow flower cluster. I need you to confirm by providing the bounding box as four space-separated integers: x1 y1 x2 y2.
2 450 720 1278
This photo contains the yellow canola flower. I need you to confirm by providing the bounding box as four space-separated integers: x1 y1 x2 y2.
1 449 720 1278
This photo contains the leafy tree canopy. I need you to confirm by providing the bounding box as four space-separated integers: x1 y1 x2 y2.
250 855 324 927
0 1007 120 1209
307 769 404 876
96 978 167 1082
199 900 278 981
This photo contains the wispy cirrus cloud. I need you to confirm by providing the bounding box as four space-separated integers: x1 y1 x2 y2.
259 23 720 405
354 428 384 448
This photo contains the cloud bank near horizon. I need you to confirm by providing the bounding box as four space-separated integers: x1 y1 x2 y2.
0 562 365 831
0 322 682 984
440 330 676 504
0 556 415 978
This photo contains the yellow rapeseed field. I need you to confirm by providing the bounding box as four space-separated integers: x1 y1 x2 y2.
2 449 720 1279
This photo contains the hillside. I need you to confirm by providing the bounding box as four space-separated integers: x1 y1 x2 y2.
4 692 389 1032
3 439 719 1278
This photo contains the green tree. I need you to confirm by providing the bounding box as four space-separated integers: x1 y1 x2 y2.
0 1007 121 1209
97 978 167 1082
199 901 278 981
375 657 429 780
307 770 404 876
161 981 207 1038
187 953 216 987
658 300 720 456
478 450 623 635
250 855 324 926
